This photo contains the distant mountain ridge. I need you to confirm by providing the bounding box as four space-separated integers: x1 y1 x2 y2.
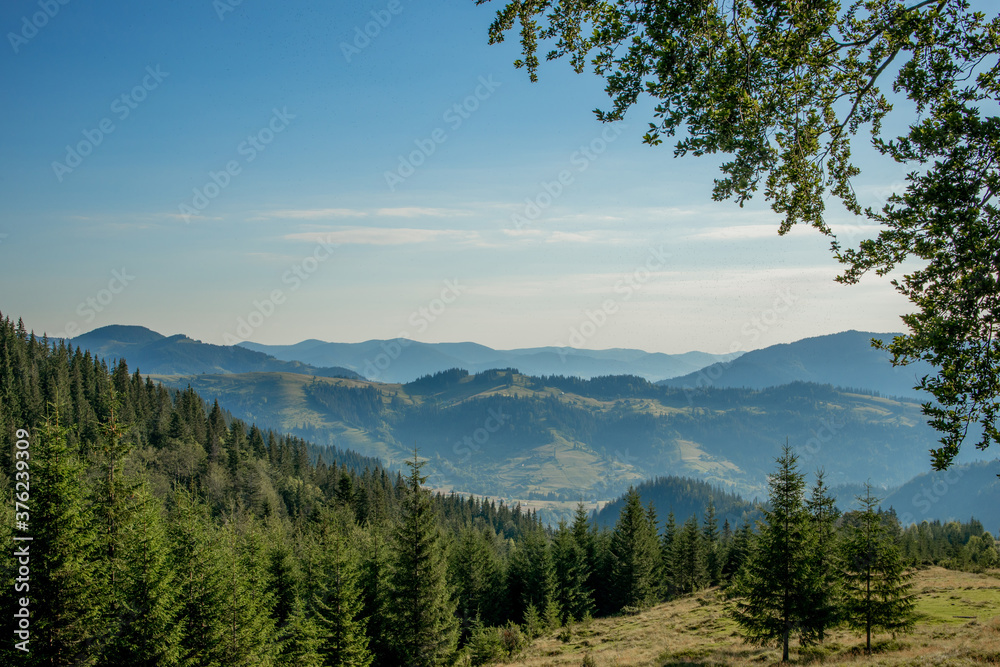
658 330 935 399
238 338 735 383
69 325 362 378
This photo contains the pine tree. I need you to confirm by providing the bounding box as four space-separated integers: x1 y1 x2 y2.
609 488 659 611
729 445 818 662
386 451 458 666
552 518 593 624
674 514 707 595
702 501 722 586
32 418 101 666
310 519 371 667
100 483 182 667
660 511 679 598
840 484 916 654
802 470 841 644
357 521 393 667
509 526 559 628
451 526 504 631
277 595 323 667
219 516 278 667
169 490 227 667
571 503 599 616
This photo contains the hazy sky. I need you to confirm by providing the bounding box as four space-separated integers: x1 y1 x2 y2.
0 0 917 354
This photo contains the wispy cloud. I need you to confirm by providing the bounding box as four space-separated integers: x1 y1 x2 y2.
374 207 471 218
285 227 481 246
687 223 813 241
254 208 368 220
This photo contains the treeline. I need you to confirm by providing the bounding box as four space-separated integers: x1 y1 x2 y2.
899 518 1000 572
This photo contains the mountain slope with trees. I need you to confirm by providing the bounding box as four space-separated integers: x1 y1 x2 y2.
1 313 996 666
153 367 981 503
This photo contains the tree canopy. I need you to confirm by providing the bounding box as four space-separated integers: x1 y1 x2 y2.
477 0 1000 468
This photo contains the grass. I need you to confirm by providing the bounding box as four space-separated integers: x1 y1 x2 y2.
505 568 1000 666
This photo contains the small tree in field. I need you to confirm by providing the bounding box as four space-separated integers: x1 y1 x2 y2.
729 445 819 662
840 484 915 654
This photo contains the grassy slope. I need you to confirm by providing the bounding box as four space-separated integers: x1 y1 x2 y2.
510 567 1000 666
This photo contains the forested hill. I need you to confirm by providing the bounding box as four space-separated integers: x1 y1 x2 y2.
593 475 758 530
0 314 544 665
154 366 970 503
658 330 933 398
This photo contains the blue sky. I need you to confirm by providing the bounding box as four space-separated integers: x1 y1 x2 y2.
0 0 917 354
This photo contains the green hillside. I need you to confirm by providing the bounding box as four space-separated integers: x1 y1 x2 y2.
153 368 958 504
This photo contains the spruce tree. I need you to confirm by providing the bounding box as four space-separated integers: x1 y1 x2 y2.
219 517 278 667
169 490 227 667
660 511 679 598
571 503 599 615
509 526 559 628
357 521 393 667
552 518 593 624
451 526 504 631
310 520 371 667
802 470 841 643
32 418 101 666
729 445 818 662
100 483 181 667
277 595 323 667
840 484 916 654
386 451 457 666
674 514 708 595
702 501 722 586
609 488 658 611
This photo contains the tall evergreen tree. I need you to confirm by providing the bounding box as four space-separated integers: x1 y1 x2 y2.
840 484 916 654
277 595 323 667
386 452 457 666
660 511 679 599
100 483 181 667
730 445 818 662
219 517 278 667
509 525 559 629
451 526 504 631
169 490 227 667
32 418 100 666
552 518 593 624
310 519 371 667
803 470 841 643
674 514 707 595
702 501 722 586
609 488 659 611
357 521 393 667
